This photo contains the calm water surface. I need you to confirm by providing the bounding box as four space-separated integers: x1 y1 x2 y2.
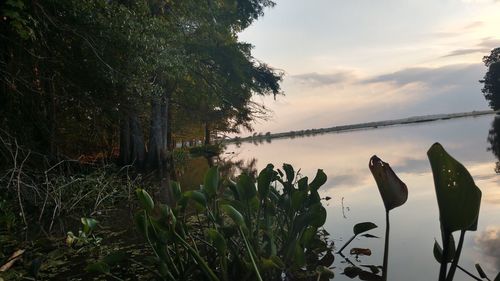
225 114 500 281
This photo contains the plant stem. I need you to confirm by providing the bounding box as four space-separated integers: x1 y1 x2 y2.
240 227 263 281
336 234 356 254
382 211 390 281
174 232 220 281
456 265 483 281
439 231 450 281
446 230 466 281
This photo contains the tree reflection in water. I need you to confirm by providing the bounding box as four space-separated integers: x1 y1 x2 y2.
487 115 500 173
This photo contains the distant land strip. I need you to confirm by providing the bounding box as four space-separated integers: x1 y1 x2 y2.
224 110 497 143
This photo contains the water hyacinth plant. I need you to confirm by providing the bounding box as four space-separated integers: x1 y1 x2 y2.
127 164 334 281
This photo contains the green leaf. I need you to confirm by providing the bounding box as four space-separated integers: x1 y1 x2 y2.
184 191 207 210
81 218 98 234
283 163 294 183
220 204 245 227
203 166 219 198
433 237 455 263
291 190 306 211
257 164 274 199
237 174 257 201
207 229 227 254
301 226 317 247
494 272 500 281
427 143 482 233
369 155 408 211
297 177 308 191
309 169 327 190
308 203 327 228
134 211 149 237
136 189 154 212
171 181 182 201
294 244 306 266
475 264 487 279
353 222 377 235
316 265 335 278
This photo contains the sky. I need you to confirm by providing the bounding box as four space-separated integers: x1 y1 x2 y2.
238 0 500 134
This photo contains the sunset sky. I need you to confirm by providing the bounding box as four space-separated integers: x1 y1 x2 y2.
239 0 500 134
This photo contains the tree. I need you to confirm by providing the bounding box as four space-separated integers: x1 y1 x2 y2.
481 47 500 110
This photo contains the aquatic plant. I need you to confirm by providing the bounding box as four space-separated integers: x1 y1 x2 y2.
128 164 333 281
428 143 482 281
369 155 408 280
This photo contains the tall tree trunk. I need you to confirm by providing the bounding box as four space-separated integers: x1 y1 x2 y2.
119 115 131 166
148 91 175 205
130 112 146 169
147 98 162 170
204 122 211 145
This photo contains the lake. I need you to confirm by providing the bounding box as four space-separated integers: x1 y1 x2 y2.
225 114 500 281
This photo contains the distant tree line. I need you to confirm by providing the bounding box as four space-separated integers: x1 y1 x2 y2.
0 0 282 202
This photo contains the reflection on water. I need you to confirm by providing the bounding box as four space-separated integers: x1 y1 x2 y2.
225 114 500 281
475 226 500 272
487 115 500 173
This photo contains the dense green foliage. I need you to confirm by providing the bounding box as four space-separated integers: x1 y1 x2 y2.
123 164 334 281
0 0 282 162
481 47 500 110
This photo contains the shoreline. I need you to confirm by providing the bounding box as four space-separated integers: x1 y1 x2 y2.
224 110 497 143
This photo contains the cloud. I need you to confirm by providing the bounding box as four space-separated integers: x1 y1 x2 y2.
362 64 483 88
291 71 354 87
464 21 484 29
478 37 500 49
442 48 490 57
475 226 500 271
442 37 500 58
328 173 365 188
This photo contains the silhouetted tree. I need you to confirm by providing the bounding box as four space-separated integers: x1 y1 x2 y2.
487 115 500 173
480 47 500 110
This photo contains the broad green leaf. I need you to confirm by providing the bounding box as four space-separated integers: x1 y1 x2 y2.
283 163 294 183
237 174 257 201
184 191 207 210
433 237 456 263
257 164 274 199
220 204 245 227
297 177 308 191
475 264 487 279
134 211 148 237
81 218 98 234
343 266 362 278
207 229 227 255
427 143 482 232
171 181 182 201
353 222 377 235
308 203 327 227
136 189 154 212
309 169 327 191
316 265 335 278
294 244 306 266
261 256 285 270
369 155 408 211
291 190 306 211
203 166 219 198
318 251 335 267
301 226 317 247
